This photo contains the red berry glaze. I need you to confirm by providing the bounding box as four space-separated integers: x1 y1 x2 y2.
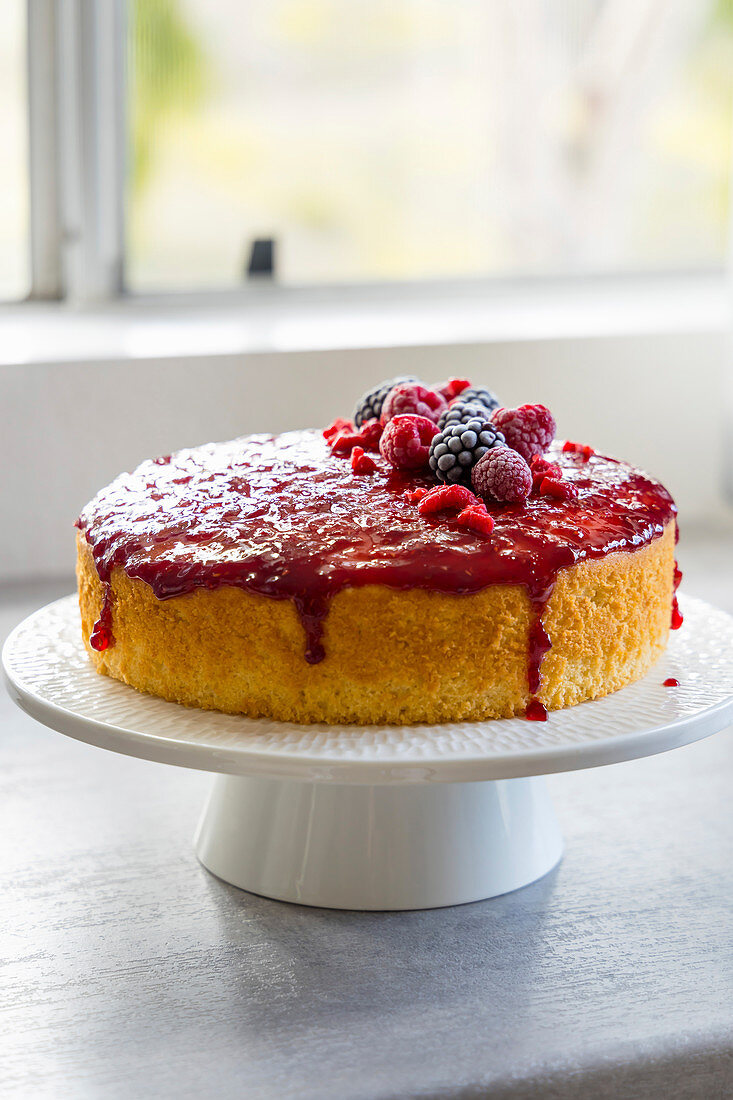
380 383 447 426
472 447 532 503
664 677 680 687
525 698 548 721
671 597 683 630
379 414 439 471
492 404 556 464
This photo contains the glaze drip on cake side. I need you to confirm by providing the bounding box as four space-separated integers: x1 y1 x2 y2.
76 430 676 693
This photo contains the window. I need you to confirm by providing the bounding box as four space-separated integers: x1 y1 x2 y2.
125 0 733 291
0 2 29 300
7 0 733 302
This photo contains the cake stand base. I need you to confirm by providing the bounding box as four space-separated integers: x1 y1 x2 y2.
194 774 564 910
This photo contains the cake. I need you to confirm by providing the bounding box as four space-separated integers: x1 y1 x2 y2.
76 378 681 725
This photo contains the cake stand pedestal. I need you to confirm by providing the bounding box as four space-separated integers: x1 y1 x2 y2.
4 595 733 910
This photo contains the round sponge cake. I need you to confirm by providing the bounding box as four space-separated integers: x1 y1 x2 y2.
76 431 678 725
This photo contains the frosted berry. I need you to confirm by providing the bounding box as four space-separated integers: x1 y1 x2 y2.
459 386 501 414
380 382 447 426
354 376 418 427
491 404 556 464
428 417 505 484
472 447 532 503
437 401 490 431
380 414 439 471
436 378 471 402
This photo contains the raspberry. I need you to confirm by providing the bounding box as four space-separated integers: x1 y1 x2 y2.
354 376 418 427
323 417 353 443
379 415 439 471
562 440 594 460
330 418 382 455
350 446 377 474
403 487 429 504
418 484 478 516
455 504 495 537
539 477 577 500
491 404 556 464
436 377 471 402
359 419 383 452
529 453 562 494
380 382 447 426
471 447 532 503
330 430 365 455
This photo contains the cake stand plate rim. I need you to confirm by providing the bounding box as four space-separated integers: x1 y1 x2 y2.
3 593 733 784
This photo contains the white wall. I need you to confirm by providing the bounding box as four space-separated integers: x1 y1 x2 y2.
0 328 729 581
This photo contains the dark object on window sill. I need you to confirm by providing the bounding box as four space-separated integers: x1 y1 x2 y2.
245 238 276 280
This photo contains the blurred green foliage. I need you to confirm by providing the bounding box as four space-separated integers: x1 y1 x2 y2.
129 0 207 193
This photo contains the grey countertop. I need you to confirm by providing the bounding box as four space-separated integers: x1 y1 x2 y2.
2 528 733 1100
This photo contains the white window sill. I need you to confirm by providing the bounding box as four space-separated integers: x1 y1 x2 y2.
0 273 728 367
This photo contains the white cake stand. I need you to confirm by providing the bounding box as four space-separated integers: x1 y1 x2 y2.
4 594 733 910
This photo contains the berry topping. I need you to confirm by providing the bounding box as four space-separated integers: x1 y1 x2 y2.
454 504 495 537
417 483 479 516
359 419 383 452
323 417 353 443
329 418 383 455
471 447 532 503
673 564 683 591
436 377 472 402
538 477 577 500
379 415 439 471
353 376 418 427
458 386 501 414
664 677 680 687
350 446 378 474
437 401 491 431
330 429 366 454
529 453 562 491
428 417 505 484
403 487 429 504
563 440 595 460
380 382 447 426
491 404 556 464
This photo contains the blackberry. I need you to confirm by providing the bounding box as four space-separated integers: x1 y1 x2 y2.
428 417 505 484
353 376 418 428
437 400 489 431
459 386 501 415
